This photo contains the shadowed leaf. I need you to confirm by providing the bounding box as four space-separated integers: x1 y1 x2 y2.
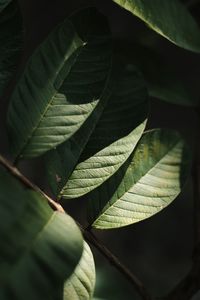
112 0 200 52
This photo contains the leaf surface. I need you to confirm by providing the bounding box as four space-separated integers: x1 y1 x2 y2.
116 41 198 106
64 241 95 300
0 1 22 97
0 0 11 13
112 0 200 52
0 165 83 300
7 8 112 159
88 129 191 229
46 65 148 198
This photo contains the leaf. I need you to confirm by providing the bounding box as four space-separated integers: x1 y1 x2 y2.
0 0 11 13
64 241 96 300
112 0 200 52
46 65 148 199
45 83 112 196
0 166 83 300
88 129 192 229
115 41 199 106
7 8 112 159
0 1 22 97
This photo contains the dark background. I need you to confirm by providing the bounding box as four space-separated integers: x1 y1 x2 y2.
1 0 200 299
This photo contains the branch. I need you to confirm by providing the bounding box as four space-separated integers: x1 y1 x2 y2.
0 154 151 300
0 155 65 212
83 229 151 300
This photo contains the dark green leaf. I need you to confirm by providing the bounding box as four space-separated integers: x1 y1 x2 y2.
112 0 200 52
46 65 148 199
0 166 83 299
88 129 191 229
0 0 11 13
0 1 22 97
7 8 112 159
116 41 198 106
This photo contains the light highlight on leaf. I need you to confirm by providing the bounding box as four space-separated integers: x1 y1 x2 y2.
88 129 191 229
64 241 96 300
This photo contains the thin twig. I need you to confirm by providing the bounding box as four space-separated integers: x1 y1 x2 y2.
0 154 151 300
0 155 65 213
83 229 151 300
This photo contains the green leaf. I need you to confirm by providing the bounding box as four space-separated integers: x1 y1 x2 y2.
112 0 200 52
46 65 148 199
0 1 22 97
7 8 112 159
0 166 83 300
45 82 112 196
88 129 191 229
115 41 198 106
64 241 96 300
0 0 11 13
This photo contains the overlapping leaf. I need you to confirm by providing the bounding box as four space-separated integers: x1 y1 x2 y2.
116 41 198 106
0 165 83 300
64 241 96 300
112 0 200 52
0 1 22 97
46 65 148 199
88 129 191 229
7 8 112 159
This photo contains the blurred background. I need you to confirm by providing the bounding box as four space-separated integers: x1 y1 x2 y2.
1 0 200 299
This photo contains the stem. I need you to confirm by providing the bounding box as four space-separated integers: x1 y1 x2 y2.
83 229 151 300
0 154 151 300
0 155 64 213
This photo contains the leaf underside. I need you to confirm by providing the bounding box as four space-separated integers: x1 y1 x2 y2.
60 65 148 199
46 64 148 199
64 241 96 300
7 8 112 159
88 129 191 229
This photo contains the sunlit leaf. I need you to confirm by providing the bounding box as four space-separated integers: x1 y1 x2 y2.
88 129 191 229
7 8 111 159
46 65 148 199
64 241 95 300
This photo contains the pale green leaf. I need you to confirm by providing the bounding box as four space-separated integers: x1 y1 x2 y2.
0 1 22 97
7 8 111 159
116 41 198 106
0 165 83 300
88 129 191 229
60 65 148 199
46 65 148 199
64 241 95 300
112 0 200 52
45 82 112 196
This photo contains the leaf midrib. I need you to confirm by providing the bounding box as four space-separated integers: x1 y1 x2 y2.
93 138 181 224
